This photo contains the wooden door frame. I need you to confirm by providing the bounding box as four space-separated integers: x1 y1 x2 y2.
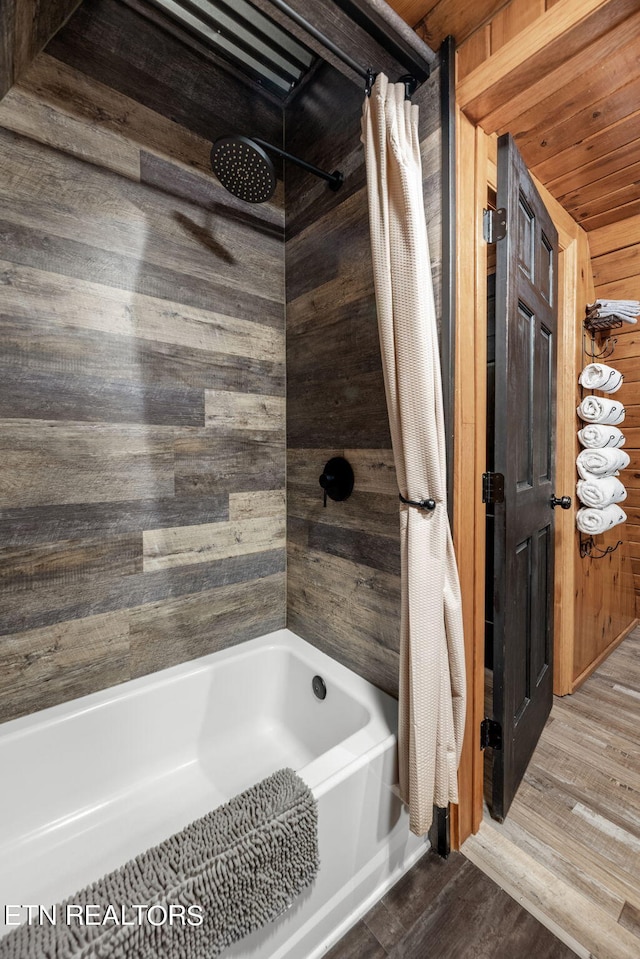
451 113 582 847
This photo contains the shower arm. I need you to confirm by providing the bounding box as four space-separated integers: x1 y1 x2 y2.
252 138 343 191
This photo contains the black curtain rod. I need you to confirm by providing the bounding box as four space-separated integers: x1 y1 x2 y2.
267 0 370 79
266 0 417 96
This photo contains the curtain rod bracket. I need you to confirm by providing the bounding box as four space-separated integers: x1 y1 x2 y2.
365 68 376 96
364 71 417 99
399 74 418 100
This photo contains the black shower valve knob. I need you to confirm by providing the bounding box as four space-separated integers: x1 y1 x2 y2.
319 471 333 508
319 457 354 507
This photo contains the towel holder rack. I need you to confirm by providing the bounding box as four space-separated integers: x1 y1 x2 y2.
578 313 626 560
579 534 623 559
582 322 619 361
584 316 623 337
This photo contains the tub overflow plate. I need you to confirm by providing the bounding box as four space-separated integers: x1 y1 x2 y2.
312 675 327 700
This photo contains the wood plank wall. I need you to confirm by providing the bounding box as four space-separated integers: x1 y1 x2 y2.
0 0 81 99
285 63 443 697
455 0 578 80
591 213 640 621
388 0 563 63
45 0 283 147
569 228 636 685
0 0 287 724
531 172 636 688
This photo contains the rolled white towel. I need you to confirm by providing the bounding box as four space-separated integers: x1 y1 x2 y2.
576 476 627 508
576 395 625 425
576 504 627 534
577 425 625 449
576 448 630 479
578 363 623 393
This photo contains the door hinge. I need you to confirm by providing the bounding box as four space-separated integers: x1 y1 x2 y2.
483 207 507 243
482 472 504 504
480 718 502 750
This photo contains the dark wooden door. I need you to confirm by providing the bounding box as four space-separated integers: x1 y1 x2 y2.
490 134 558 822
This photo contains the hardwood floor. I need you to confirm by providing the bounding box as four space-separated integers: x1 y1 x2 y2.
324 850 576 958
329 630 640 958
464 627 640 959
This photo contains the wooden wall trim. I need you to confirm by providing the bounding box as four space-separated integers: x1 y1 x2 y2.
471 124 490 838
554 238 578 695
451 110 487 848
457 0 635 128
457 0 544 82
531 174 582 696
440 36 456 518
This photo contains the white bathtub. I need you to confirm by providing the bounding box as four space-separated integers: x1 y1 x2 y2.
0 628 427 956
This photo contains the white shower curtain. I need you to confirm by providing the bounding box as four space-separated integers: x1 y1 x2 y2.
361 74 466 835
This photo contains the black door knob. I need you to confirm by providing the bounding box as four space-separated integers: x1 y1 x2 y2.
550 495 572 510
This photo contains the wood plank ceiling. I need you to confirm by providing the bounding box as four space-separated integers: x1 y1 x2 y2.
387 0 640 233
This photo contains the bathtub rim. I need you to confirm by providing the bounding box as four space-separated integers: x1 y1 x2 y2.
0 628 428 959
0 628 400 797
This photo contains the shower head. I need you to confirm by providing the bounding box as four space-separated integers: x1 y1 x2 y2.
210 136 277 204
211 135 343 204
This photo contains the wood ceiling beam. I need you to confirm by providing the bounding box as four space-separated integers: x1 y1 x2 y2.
457 0 639 129
483 9 640 138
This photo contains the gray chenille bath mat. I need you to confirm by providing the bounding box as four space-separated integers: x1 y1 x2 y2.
0 767 318 959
